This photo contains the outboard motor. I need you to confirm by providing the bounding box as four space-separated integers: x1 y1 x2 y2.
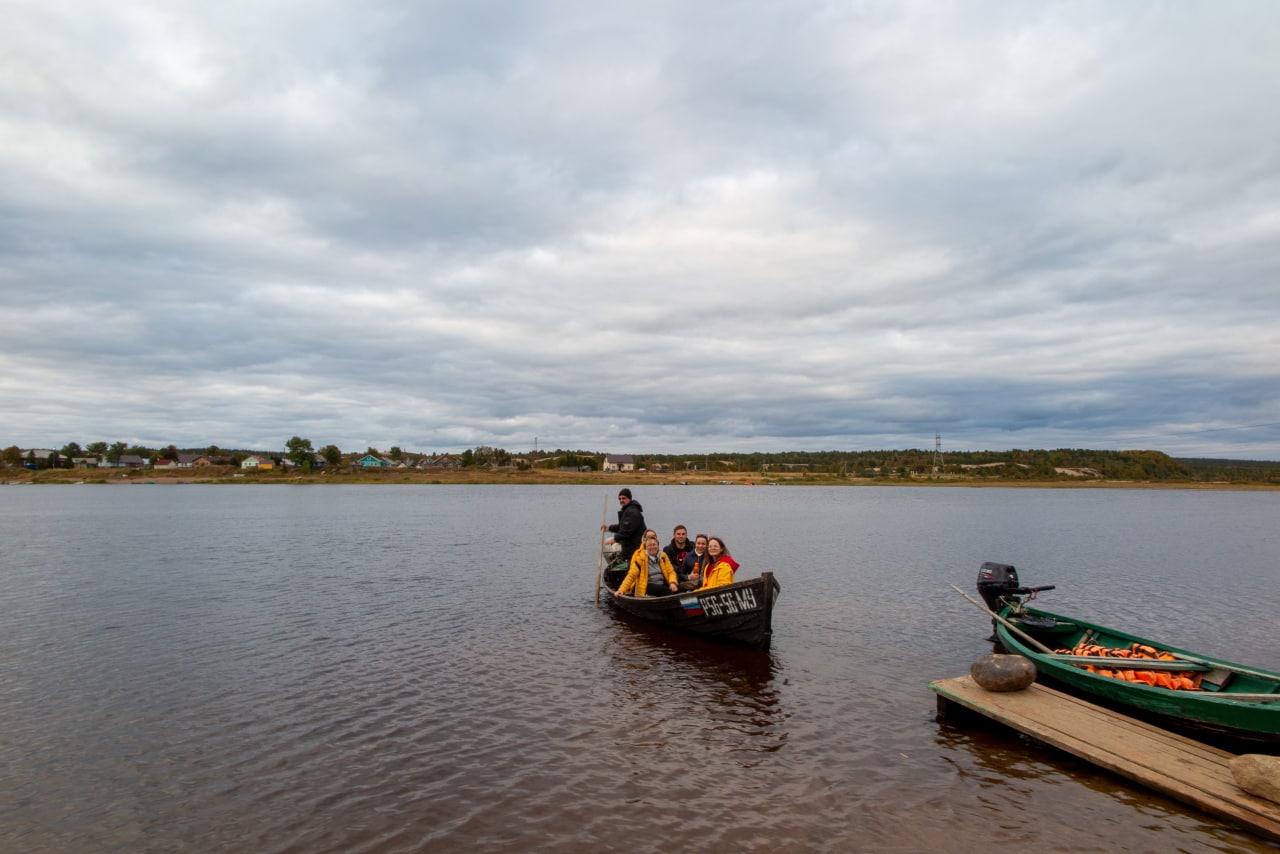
977 562 1021 612
601 542 625 571
976 561 1055 612
976 561 1057 641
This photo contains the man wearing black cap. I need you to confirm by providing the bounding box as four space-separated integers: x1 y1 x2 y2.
602 488 646 558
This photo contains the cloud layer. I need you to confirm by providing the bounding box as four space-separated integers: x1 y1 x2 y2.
3 1 1278 457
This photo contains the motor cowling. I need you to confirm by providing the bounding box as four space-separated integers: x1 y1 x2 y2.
977 561 1025 611
976 561 1054 612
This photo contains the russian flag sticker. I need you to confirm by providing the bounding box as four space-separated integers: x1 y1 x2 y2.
680 596 704 616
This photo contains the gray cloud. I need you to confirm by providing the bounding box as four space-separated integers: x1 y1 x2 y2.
2 1 1278 458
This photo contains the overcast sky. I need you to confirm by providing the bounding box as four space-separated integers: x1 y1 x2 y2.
3 2 1278 458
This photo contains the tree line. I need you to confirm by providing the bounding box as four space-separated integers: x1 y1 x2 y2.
4 440 1277 483
0 439 604 473
636 448 1280 484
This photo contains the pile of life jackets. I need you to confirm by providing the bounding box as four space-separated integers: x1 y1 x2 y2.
1055 641 1203 690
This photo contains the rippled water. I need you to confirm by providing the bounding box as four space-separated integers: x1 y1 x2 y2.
2 484 1278 852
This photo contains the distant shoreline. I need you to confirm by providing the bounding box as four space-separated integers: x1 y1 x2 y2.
5 468 1277 490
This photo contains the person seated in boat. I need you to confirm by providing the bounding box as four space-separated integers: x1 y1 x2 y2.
679 533 711 591
615 529 679 597
698 537 740 590
662 525 695 583
601 488 646 563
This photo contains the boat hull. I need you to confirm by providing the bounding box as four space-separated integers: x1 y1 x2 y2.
602 568 781 650
997 605 1280 744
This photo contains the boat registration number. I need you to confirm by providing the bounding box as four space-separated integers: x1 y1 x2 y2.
697 588 760 616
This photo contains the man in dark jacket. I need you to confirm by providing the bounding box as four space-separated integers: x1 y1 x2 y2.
603 488 646 557
663 525 695 583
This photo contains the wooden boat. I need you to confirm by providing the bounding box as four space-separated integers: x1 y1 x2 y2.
974 563 1280 744
600 547 781 650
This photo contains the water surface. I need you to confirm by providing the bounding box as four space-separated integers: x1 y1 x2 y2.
2 484 1277 851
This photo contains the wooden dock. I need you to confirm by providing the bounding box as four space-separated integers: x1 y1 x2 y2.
930 675 1280 843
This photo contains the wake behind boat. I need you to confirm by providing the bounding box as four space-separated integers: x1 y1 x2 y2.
599 544 781 650
973 562 1280 745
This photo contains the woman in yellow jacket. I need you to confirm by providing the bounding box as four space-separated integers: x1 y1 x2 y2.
615 530 679 597
699 537 740 589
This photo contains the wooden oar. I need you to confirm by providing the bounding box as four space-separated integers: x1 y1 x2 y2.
1045 654 1211 671
1051 650 1280 691
1153 654 1280 685
593 494 607 605
1046 656 1280 701
949 584 1055 654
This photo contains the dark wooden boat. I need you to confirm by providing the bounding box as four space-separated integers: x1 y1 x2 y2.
600 548 781 650
975 562 1280 744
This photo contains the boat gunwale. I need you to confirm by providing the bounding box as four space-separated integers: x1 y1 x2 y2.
994 604 1280 740
1001 604 1280 696
604 571 775 602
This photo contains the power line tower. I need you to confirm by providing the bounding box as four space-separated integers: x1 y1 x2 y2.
932 431 943 476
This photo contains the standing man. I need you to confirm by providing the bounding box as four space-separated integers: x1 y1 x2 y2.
663 525 695 583
602 488 646 558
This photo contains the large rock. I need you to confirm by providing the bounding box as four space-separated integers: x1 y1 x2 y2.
970 654 1036 692
1230 754 1280 805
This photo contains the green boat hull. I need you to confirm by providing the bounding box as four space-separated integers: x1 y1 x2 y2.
996 605 1280 744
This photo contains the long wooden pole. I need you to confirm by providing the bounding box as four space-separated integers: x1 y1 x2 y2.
594 495 607 604
949 584 1056 654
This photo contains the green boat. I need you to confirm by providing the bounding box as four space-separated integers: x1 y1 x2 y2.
976 562 1280 745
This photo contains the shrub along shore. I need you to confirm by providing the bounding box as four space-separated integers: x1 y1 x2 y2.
4 465 1277 489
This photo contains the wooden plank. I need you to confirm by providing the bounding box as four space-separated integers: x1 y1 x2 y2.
929 675 1280 843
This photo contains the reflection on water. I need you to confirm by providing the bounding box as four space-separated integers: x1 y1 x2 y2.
1 484 1277 852
605 612 785 755
930 722 1254 851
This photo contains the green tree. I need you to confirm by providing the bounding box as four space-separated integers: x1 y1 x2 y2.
2 445 21 467
319 444 343 467
467 446 510 467
389 446 403 461
460 448 475 467
86 441 107 457
60 442 83 464
285 436 315 469
108 442 127 463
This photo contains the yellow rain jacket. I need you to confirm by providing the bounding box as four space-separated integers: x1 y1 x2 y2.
616 549 677 597
699 555 740 590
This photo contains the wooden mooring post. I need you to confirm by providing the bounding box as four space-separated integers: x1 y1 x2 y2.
930 675 1280 843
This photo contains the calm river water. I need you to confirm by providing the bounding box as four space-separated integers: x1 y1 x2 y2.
2 484 1278 852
